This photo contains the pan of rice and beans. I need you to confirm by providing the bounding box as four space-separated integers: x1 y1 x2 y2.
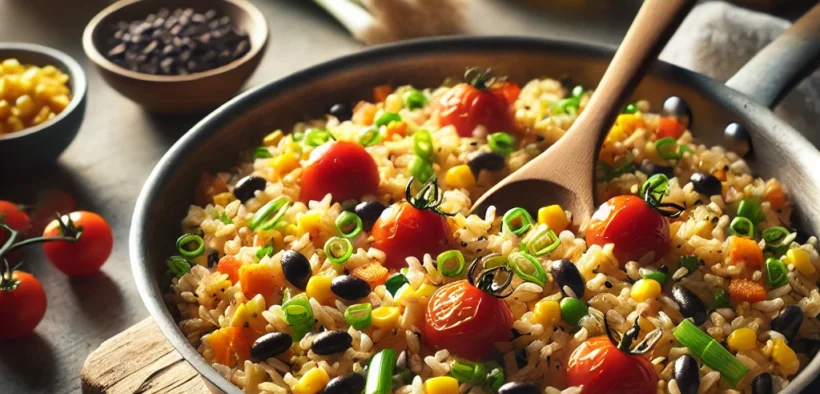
131 37 820 394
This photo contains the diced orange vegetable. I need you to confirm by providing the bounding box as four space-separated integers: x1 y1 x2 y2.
352 262 389 288
238 263 279 304
713 169 727 182
205 327 238 366
729 279 767 304
729 236 763 268
764 179 787 211
230 326 260 363
656 117 685 139
217 255 243 284
195 172 229 207
373 84 393 102
352 101 378 126
384 121 407 140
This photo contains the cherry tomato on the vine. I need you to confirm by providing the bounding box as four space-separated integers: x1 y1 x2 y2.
301 141 380 204
424 280 513 361
586 195 669 265
0 201 30 262
435 79 520 138
43 211 113 277
372 201 452 270
567 336 659 394
0 271 47 341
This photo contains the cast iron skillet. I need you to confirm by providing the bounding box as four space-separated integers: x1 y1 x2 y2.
131 28 820 394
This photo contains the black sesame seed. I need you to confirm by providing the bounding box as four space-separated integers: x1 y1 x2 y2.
604 281 613 288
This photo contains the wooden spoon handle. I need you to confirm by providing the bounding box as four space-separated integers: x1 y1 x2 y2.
561 0 696 151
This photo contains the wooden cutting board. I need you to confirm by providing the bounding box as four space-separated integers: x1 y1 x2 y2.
81 317 210 394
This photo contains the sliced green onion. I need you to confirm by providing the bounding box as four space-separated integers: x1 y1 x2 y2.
436 250 465 277
217 213 231 225
560 297 588 327
292 131 305 141
365 349 395 394
256 246 274 260
486 363 505 391
570 85 585 98
673 319 749 387
392 369 414 387
385 273 408 296
640 173 670 202
282 294 314 340
167 256 192 277
374 111 401 127
304 128 335 147
253 146 272 159
449 359 487 384
358 127 382 147
728 217 755 238
488 132 515 156
335 211 363 239
413 129 434 160
502 207 535 236
507 251 547 287
656 137 681 160
481 254 508 270
400 267 409 276
519 225 560 257
623 103 638 114
712 290 730 309
248 196 291 231
737 198 764 223
766 258 789 287
639 267 667 284
176 234 205 258
324 236 353 264
344 303 372 330
408 155 434 183
403 89 427 110
762 226 797 257
551 97 579 115
678 255 699 275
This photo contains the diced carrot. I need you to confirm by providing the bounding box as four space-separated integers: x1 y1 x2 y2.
205 327 238 366
712 168 727 182
352 262 389 288
729 236 763 268
384 121 407 140
656 117 685 139
373 84 393 102
729 279 767 304
352 101 378 126
230 326 260 363
217 255 243 284
238 263 280 304
194 172 229 207
764 179 787 211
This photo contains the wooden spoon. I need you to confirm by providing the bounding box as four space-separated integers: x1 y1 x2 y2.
471 0 696 225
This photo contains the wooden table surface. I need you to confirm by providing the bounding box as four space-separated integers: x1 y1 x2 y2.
0 1 813 394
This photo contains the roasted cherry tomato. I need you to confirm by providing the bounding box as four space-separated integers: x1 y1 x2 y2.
43 211 113 277
586 195 669 265
0 270 47 341
301 141 380 203
567 335 658 394
0 201 30 262
424 280 513 361
372 201 452 270
435 69 520 137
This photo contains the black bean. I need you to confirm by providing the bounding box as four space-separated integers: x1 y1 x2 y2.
281 250 311 290
638 159 674 177
251 332 292 360
498 382 540 394
468 151 506 174
671 284 708 326
330 275 371 300
551 259 584 299
674 355 700 394
207 251 219 268
770 305 804 343
752 373 773 394
355 201 387 229
662 96 692 128
690 173 722 196
233 175 267 202
322 372 366 394
311 331 353 355
329 103 353 122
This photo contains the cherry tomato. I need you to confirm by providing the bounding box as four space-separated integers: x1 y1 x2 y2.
586 195 669 265
567 336 658 394
372 202 452 270
0 201 30 262
424 280 513 361
43 211 113 277
301 141 380 203
435 81 520 137
0 271 47 341
656 117 685 139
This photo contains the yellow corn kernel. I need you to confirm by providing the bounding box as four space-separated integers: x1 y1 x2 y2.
424 376 459 394
0 100 10 119
54 73 69 84
213 192 236 207
298 211 323 234
605 125 628 144
727 327 757 352
638 316 656 334
531 300 561 326
14 94 36 118
272 152 300 177
1 75 23 101
263 130 284 146
48 94 70 113
7 116 23 132
231 303 251 328
39 65 59 77
292 367 330 394
31 105 52 126
371 306 400 329
415 283 438 299
786 249 815 276
615 113 645 135
445 165 476 190
394 284 417 306
2 58 24 74
306 275 335 305
630 279 662 302
538 205 570 233
772 339 800 375
21 67 40 85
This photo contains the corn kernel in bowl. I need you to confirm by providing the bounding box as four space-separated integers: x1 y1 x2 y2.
0 58 71 136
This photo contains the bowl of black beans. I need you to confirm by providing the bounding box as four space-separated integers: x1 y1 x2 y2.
82 0 268 113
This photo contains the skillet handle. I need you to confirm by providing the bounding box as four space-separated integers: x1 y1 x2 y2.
725 4 820 108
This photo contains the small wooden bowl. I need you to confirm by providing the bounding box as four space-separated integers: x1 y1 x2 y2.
82 0 268 114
